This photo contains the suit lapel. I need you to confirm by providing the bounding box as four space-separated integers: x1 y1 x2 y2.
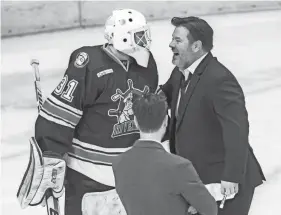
176 74 200 130
171 69 182 115
176 53 214 131
170 69 182 132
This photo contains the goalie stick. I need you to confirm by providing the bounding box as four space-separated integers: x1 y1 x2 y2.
30 59 61 215
31 59 43 112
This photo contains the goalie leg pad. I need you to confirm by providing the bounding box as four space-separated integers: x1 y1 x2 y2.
17 137 66 208
81 189 127 215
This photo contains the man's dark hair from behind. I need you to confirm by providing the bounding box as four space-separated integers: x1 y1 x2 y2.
171 16 214 52
132 93 167 133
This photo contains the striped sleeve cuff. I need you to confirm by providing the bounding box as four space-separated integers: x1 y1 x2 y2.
39 95 83 129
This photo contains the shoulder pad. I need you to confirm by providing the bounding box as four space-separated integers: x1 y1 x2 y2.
71 46 92 69
70 46 107 71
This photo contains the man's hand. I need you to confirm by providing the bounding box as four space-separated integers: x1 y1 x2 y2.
188 206 197 214
221 180 239 196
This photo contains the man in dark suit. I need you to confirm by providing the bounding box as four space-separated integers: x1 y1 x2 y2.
112 93 217 215
159 16 266 215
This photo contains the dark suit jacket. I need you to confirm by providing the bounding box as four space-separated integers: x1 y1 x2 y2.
161 52 265 186
112 140 218 215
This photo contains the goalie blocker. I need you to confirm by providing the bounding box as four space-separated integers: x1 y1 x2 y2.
17 137 66 209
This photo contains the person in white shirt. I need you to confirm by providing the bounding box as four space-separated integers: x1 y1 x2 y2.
159 16 265 215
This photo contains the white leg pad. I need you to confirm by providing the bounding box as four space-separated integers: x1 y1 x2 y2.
81 189 126 215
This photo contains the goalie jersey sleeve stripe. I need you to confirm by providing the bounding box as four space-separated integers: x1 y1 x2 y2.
48 95 83 116
41 99 82 126
39 110 76 129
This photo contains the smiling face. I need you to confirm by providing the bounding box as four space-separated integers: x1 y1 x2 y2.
169 26 197 70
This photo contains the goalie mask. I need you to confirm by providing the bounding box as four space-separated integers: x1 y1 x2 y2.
104 9 152 68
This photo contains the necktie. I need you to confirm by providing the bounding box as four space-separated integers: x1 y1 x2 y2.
177 71 192 118
180 71 192 92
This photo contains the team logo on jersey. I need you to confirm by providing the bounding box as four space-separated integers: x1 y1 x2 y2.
74 52 89 68
108 79 149 138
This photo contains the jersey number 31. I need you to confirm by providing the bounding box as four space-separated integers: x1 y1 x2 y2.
54 75 78 102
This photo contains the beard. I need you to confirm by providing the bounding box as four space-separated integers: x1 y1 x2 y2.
172 53 180 65
172 53 194 70
172 54 186 68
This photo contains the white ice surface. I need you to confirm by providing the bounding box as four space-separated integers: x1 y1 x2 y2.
1 10 281 215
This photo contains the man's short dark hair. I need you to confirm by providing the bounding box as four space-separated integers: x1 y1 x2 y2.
171 16 214 52
132 93 167 133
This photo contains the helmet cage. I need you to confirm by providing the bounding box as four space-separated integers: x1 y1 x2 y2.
130 26 151 50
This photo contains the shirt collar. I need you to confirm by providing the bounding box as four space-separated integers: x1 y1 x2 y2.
138 138 162 145
133 139 165 150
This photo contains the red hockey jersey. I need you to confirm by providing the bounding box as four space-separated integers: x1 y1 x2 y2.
35 44 158 185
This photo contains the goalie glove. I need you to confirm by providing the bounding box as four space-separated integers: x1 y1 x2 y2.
17 137 66 209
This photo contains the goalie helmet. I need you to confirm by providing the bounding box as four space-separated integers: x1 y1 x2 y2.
104 9 152 67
